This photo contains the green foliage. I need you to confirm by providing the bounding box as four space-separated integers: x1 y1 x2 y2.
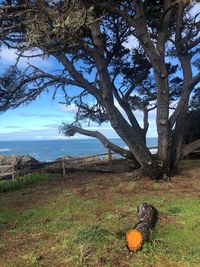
0 173 59 193
77 225 111 242
0 66 25 112
184 109 200 143
191 88 200 110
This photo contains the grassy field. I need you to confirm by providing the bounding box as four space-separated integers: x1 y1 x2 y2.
0 160 200 267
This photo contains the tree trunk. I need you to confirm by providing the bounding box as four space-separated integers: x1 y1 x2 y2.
89 21 155 173
154 64 171 177
170 106 188 174
126 203 158 252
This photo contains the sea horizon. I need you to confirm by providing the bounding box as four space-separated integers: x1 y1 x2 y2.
0 137 157 142
0 138 158 162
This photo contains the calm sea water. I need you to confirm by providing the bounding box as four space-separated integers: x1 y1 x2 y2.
0 138 157 162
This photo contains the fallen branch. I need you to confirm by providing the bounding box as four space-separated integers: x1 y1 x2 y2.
126 203 158 252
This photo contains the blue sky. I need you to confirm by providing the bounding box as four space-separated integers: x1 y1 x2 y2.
0 45 159 141
0 3 199 141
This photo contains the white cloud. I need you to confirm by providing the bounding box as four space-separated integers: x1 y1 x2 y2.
123 35 139 50
35 135 45 139
189 3 200 17
18 112 65 118
0 46 52 70
59 103 78 113
0 47 17 64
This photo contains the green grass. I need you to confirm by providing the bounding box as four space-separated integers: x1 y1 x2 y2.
0 172 60 192
77 225 112 242
0 164 200 267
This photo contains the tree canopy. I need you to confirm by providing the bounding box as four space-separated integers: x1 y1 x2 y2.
0 0 200 179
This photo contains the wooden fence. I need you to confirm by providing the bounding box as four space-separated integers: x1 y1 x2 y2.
60 149 115 177
0 149 117 180
1 146 199 180
0 163 17 181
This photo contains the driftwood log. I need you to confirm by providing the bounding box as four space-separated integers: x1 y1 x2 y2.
126 203 158 252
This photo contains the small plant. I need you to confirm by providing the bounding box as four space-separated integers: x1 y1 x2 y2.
0 173 60 193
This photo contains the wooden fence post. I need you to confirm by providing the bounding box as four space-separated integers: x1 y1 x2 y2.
108 149 112 166
12 162 16 181
62 157 66 177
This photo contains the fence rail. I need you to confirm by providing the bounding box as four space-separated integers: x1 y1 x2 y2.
60 149 115 176
0 145 199 180
0 162 17 180
0 148 124 180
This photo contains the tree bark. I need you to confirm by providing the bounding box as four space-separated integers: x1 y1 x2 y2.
89 21 156 171
126 203 158 252
134 0 171 176
181 139 200 158
168 2 194 173
170 107 188 174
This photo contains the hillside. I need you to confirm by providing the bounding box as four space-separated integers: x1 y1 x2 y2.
0 160 200 267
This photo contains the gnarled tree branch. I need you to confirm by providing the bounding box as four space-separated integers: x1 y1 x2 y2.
62 124 134 159
181 139 200 158
169 72 200 128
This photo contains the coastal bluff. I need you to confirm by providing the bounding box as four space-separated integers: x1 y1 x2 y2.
0 155 41 178
0 155 39 167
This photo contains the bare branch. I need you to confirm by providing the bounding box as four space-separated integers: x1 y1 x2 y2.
157 0 174 57
55 53 101 100
181 139 200 158
187 36 200 51
62 124 134 159
112 85 143 134
134 0 161 68
169 72 200 128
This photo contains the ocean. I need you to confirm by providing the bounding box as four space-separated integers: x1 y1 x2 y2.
0 138 157 162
